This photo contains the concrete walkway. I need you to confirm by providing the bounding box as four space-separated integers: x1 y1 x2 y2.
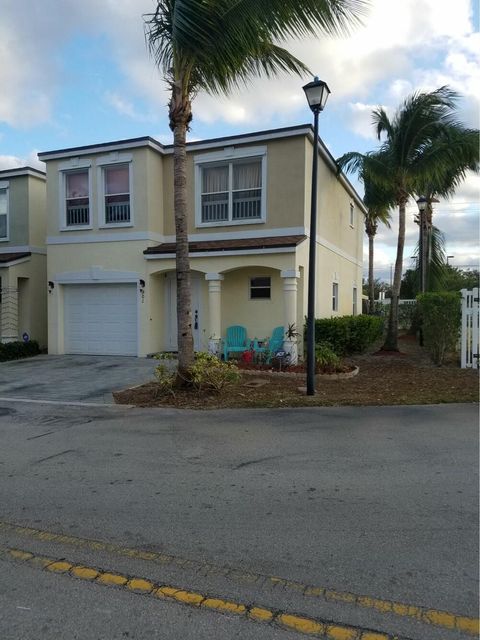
0 355 159 403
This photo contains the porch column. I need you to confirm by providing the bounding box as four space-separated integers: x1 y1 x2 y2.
0 284 19 343
281 269 300 364
205 273 224 356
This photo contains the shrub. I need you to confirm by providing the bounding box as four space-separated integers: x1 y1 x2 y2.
0 340 40 362
417 292 461 365
154 363 176 396
189 352 240 393
315 342 340 372
313 316 384 356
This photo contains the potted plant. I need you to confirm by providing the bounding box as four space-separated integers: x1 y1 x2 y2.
284 323 300 365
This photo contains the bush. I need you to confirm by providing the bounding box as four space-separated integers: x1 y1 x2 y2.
189 352 240 393
0 340 40 362
417 292 461 365
315 342 340 372
313 316 384 356
154 363 176 396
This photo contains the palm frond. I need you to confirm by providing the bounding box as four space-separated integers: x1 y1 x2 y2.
145 0 367 96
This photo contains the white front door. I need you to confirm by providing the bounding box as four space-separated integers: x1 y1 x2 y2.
64 283 137 356
165 274 203 351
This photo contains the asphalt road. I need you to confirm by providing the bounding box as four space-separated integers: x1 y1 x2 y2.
0 401 478 640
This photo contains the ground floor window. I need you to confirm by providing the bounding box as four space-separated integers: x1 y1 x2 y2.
250 276 271 299
332 282 338 311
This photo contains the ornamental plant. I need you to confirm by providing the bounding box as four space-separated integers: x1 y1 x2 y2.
417 292 461 365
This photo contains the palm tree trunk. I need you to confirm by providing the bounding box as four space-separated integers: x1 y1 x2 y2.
171 83 194 380
383 200 406 350
368 232 375 314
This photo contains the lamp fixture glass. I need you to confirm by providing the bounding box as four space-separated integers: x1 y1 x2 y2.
416 196 428 212
303 77 330 113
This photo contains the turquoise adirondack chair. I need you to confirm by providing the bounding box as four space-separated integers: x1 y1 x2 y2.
223 325 249 361
253 326 284 362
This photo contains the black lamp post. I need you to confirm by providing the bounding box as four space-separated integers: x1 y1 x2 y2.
303 77 330 396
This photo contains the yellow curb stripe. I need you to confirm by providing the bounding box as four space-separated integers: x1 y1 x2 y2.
1 519 478 636
71 566 99 581
202 598 246 615
126 578 154 593
249 607 274 622
8 549 34 561
172 590 204 606
326 624 358 640
45 560 72 573
96 572 128 586
278 613 325 635
4 543 407 640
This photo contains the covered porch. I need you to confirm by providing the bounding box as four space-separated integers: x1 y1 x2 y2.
145 235 306 358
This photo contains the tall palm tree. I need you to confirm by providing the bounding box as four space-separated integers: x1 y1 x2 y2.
144 0 366 379
362 170 393 314
337 87 479 351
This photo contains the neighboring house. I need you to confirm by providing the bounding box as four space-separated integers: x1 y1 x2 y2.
38 124 365 357
0 167 47 346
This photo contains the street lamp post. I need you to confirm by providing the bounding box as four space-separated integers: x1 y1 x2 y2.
303 77 330 396
416 196 428 294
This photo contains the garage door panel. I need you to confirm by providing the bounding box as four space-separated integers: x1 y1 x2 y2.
64 284 137 356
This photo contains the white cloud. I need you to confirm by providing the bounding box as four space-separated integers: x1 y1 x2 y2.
0 150 45 171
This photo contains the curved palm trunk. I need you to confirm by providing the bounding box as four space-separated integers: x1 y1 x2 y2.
171 82 194 379
368 232 375 314
383 200 406 350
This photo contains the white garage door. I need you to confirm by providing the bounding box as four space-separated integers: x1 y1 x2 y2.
64 284 137 356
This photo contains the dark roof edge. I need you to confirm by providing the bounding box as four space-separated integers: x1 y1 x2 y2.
0 166 46 179
38 125 312 160
163 123 312 150
38 136 162 160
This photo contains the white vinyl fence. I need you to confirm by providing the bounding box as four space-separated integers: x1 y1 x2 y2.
461 288 479 369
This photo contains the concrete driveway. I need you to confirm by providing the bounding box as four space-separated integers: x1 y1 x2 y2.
0 355 160 404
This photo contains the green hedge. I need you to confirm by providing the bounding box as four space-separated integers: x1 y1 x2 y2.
417 292 461 365
0 340 41 362
313 315 384 356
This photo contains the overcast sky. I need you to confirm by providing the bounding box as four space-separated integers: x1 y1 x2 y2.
1 0 478 281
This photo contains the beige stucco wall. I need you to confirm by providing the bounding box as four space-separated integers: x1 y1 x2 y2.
1 254 47 346
1 175 29 246
28 175 47 248
161 136 307 236
302 138 364 319
45 147 163 238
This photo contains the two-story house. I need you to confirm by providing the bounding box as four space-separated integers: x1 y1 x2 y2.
39 124 365 357
0 167 47 347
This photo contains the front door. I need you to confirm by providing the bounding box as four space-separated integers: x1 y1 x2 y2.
165 274 203 351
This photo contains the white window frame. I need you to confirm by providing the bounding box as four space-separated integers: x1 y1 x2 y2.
352 285 357 315
0 181 9 242
97 153 134 228
349 202 355 227
194 146 267 228
332 282 339 312
59 160 92 231
249 275 271 300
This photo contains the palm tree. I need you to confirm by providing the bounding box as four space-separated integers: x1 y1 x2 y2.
337 86 479 351
144 0 366 379
362 170 393 313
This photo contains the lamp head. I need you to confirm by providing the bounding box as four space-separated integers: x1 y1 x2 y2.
303 77 330 113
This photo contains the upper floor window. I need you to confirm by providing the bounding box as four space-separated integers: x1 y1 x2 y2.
65 170 90 227
0 186 8 240
103 164 131 225
349 202 355 227
195 146 266 227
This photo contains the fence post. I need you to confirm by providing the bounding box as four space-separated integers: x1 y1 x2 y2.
461 288 479 369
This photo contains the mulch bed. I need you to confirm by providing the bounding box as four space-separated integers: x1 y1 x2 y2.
113 335 479 409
